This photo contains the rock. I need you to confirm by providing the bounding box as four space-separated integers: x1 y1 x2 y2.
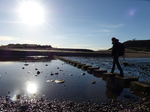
55 79 65 84
81 73 85 75
91 81 96 84
46 80 55 82
16 94 21 100
20 105 28 111
24 64 29 66
50 73 54 76
37 71 40 75
122 62 135 66
55 73 59 75
70 74 73 76
27 71 32 74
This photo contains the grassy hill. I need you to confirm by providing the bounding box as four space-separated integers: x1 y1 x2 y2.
123 39 150 52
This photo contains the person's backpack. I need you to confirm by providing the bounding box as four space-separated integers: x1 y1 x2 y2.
118 42 125 56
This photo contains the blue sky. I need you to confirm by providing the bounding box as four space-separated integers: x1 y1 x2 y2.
0 0 150 50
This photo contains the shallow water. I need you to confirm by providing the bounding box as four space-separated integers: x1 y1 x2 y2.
63 57 150 81
0 56 149 104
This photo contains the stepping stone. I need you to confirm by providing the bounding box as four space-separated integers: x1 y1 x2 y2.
87 67 100 74
69 60 74 64
67 60 72 64
64 59 69 62
73 61 80 66
115 75 138 88
102 73 115 81
93 69 107 78
130 81 150 96
77 64 86 68
82 65 92 70
68 60 73 64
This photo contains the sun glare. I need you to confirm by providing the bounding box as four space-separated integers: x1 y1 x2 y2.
18 1 45 25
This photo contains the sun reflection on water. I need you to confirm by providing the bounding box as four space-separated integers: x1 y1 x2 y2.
26 82 37 94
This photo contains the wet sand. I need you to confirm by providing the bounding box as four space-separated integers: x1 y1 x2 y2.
98 50 150 58
125 51 150 58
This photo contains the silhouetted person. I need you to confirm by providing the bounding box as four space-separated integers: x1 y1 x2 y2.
110 37 124 76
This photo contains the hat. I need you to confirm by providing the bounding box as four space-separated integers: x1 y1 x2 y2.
111 37 119 42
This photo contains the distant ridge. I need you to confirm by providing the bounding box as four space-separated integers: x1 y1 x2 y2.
123 39 150 52
0 44 94 52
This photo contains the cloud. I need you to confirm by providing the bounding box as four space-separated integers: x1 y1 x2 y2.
19 39 35 44
0 21 22 24
110 24 124 28
99 30 110 32
91 29 111 33
100 24 124 28
0 36 19 41
0 36 36 45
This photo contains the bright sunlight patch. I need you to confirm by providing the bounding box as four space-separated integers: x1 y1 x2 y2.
18 1 45 25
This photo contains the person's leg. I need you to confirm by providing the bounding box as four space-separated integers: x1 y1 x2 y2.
114 56 124 76
111 57 115 73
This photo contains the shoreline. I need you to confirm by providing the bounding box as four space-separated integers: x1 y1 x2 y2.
97 50 150 58
123 51 150 58
0 96 149 111
0 48 150 59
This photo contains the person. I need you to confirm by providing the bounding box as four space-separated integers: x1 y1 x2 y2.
110 37 124 77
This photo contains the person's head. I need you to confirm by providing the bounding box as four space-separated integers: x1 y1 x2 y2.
111 37 119 43
111 37 116 41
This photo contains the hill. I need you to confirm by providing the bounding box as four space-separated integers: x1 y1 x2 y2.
0 44 94 52
123 39 150 52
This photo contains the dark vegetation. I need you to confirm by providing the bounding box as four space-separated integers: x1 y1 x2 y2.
0 44 94 52
123 39 150 52
4 44 52 49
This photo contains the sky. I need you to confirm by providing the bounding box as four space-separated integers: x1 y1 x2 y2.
0 0 150 50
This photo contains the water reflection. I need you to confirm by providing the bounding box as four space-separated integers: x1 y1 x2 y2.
0 55 54 61
105 76 123 99
11 94 21 101
0 56 139 104
26 81 37 94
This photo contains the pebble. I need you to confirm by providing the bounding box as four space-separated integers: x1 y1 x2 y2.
46 80 55 82
37 71 40 75
55 72 59 75
0 97 149 112
70 74 73 76
91 81 96 84
55 79 65 84
24 64 29 66
81 73 85 75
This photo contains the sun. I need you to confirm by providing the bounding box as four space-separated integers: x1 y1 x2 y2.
18 1 45 25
